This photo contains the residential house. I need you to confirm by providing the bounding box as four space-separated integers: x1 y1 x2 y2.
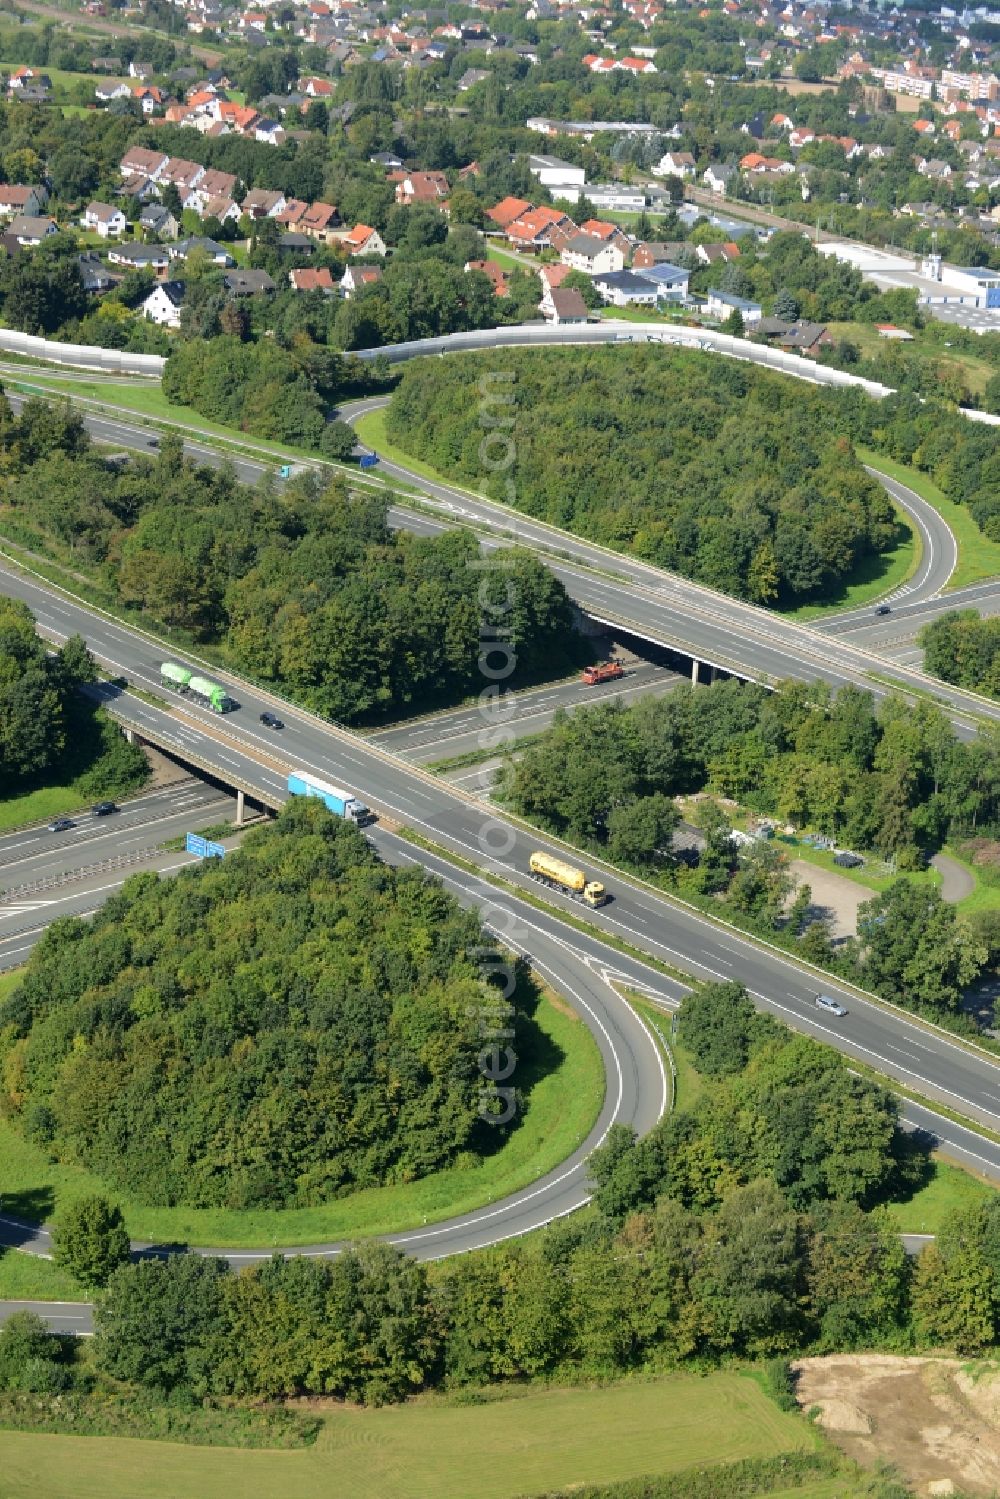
370 151 403 169
702 163 735 196
540 286 588 324
706 288 762 324
254 120 286 148
82 201 127 238
633 262 690 301
279 231 313 255
653 150 696 178
487 195 532 230
95 79 131 102
120 146 169 180
579 218 632 259
697 241 741 266
341 223 386 256
458 67 488 90
223 269 275 296
8 215 57 246
289 266 335 291
592 269 659 307
538 263 573 296
12 81 51 104
739 153 794 175
299 75 333 96
142 279 185 328
561 232 624 275
507 205 575 251
778 321 834 355
7 66 40 90
299 202 339 243
465 259 508 295
394 171 450 204
140 203 179 240
0 185 46 218
918 158 953 180
160 158 205 197
169 236 235 266
241 188 286 219
77 251 117 293
107 242 171 276
132 84 163 115
277 198 309 228
340 263 383 297
187 168 238 213
632 241 690 270
201 196 241 227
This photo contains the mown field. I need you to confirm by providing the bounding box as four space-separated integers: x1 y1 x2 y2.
0 1371 814 1499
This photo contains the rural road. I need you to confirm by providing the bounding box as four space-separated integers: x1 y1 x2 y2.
932 852 977 904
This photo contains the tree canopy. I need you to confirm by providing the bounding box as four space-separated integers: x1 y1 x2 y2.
0 800 521 1208
385 347 898 604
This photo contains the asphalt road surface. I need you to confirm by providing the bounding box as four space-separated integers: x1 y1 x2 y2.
0 780 234 892
368 660 684 763
2 566 998 1142
1 824 998 1329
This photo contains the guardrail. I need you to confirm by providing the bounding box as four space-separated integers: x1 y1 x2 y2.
0 844 171 903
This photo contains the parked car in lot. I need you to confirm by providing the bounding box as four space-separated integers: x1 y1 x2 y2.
833 851 864 868
815 993 848 1017
48 817 75 832
92 801 118 816
260 711 284 730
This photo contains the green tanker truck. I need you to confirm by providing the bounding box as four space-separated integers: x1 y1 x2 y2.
160 662 230 713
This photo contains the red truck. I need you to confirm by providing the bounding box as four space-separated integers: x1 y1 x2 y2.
581 662 624 686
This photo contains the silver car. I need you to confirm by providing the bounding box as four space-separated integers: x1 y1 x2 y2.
815 993 847 1018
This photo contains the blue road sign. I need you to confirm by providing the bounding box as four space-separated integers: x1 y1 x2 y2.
186 833 226 859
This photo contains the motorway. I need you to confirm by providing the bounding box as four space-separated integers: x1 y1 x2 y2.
0 779 234 893
3 818 1000 1337
2 560 999 1139
3 332 1000 1313
369 659 685 764
10 337 998 704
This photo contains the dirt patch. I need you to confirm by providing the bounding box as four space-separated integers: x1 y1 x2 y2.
794 1354 1000 1496
788 860 875 940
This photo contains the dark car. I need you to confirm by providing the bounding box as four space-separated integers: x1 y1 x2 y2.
260 711 284 730
92 801 118 816
833 851 864 869
48 817 75 832
875 604 891 616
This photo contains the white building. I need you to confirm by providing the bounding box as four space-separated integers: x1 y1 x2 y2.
141 280 185 328
527 153 587 198
561 233 624 275
82 201 127 238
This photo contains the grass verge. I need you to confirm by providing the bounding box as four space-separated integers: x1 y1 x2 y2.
0 1370 815 1499
0 704 149 834
0 984 604 1248
856 446 1000 590
780 514 918 620
0 1250 83 1302
885 1157 998 1236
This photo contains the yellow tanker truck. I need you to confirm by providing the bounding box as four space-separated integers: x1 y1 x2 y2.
529 851 608 907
